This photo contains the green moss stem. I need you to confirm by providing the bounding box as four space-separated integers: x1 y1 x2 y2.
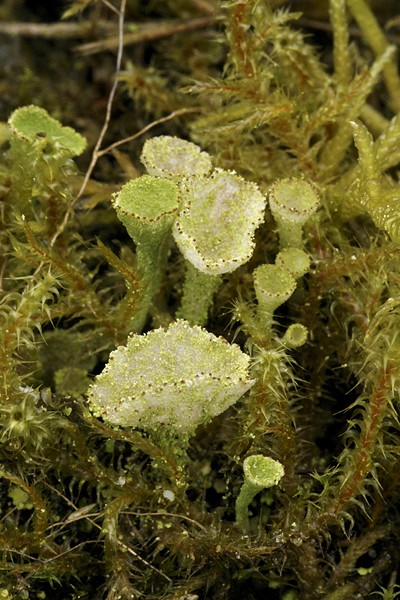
346 0 400 112
330 0 351 86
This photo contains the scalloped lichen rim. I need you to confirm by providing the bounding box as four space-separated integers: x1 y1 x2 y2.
111 175 179 222
8 105 87 156
243 454 285 489
254 264 297 305
275 248 312 279
140 135 212 179
172 169 267 275
87 319 254 435
269 177 320 223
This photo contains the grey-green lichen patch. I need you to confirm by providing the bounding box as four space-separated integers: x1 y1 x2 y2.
8 105 87 157
173 169 267 275
87 320 254 435
141 135 212 179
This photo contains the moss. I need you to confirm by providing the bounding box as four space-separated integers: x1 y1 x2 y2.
0 1 400 599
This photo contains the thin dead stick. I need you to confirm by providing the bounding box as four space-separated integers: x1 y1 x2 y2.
48 8 201 250
0 21 117 39
43 481 171 582
49 0 126 249
77 0 127 201
97 107 200 158
76 16 214 55
100 0 119 16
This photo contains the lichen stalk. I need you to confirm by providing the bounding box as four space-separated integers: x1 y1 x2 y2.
176 260 222 325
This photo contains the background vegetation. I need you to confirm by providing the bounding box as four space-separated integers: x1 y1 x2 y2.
0 0 400 598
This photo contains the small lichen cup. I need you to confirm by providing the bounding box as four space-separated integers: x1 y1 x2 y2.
173 168 267 324
235 454 285 531
140 135 212 180
87 320 254 439
275 247 311 279
269 178 320 249
112 174 180 331
283 323 308 348
253 264 297 330
8 105 87 217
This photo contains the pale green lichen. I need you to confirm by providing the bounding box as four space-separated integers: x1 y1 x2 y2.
173 169 266 275
275 248 311 279
112 174 179 237
7 104 87 220
112 175 180 331
141 135 212 179
8 104 87 157
235 454 284 530
87 320 254 435
173 168 266 324
253 264 297 330
269 178 320 249
283 323 308 348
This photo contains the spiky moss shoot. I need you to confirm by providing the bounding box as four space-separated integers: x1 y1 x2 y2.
346 119 400 243
253 264 296 331
235 454 284 530
112 175 180 331
269 178 320 249
141 135 212 179
87 319 254 437
174 168 267 324
0 392 61 452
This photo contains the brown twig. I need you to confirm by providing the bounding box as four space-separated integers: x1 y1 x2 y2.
0 20 117 39
97 107 200 158
76 16 214 55
48 0 127 251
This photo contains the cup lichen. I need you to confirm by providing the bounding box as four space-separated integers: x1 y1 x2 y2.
87 319 254 435
112 174 180 331
140 135 212 179
173 168 267 324
235 454 285 530
269 178 320 249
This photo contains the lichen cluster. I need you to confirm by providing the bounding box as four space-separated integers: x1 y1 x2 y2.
1 1 400 599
